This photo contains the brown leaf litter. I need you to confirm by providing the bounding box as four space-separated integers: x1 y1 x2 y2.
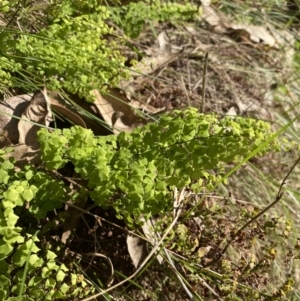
123 3 294 123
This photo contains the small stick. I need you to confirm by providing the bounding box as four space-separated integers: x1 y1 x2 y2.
200 52 209 113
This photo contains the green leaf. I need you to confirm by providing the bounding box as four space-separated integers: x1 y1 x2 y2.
4 147 14 154
128 192 143 203
56 270 66 282
5 188 19 202
28 254 44 268
0 289 7 300
155 179 167 191
0 274 10 288
15 185 24 194
60 263 69 271
1 160 14 170
11 249 27 266
25 170 34 180
0 170 9 184
5 297 19 301
25 239 40 253
47 260 58 270
11 283 26 294
0 239 13 260
1 227 23 242
46 250 57 260
42 267 52 279
46 154 67 170
60 283 70 294
4 208 19 226
22 188 34 202
29 185 38 194
28 276 42 287
70 274 77 286
53 290 65 298
0 260 9 274
28 288 44 298
11 239 40 266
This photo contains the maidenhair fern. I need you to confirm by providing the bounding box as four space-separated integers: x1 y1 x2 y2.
0 147 94 300
38 107 280 224
0 107 288 300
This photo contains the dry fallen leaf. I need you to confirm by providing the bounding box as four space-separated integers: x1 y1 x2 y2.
48 91 109 136
126 234 148 269
48 94 87 129
0 130 12 147
201 4 229 33
200 2 294 53
225 106 237 116
0 91 52 166
16 91 52 166
11 144 41 167
0 94 32 145
229 24 276 46
18 90 52 146
92 89 148 134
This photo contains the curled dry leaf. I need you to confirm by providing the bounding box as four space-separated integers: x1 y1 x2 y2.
0 91 52 166
92 89 148 134
126 234 148 269
127 218 164 268
48 91 109 136
128 99 166 114
15 91 52 166
47 91 87 129
18 91 52 146
0 130 12 147
0 94 32 146
229 24 276 46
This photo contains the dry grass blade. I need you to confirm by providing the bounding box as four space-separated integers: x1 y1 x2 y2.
81 252 115 287
162 247 194 299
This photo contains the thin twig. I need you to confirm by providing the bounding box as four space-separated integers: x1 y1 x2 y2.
204 156 300 267
200 52 209 113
